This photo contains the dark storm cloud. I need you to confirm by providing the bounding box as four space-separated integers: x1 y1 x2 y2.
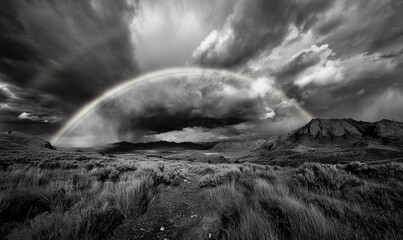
0 89 10 101
0 76 65 125
97 75 276 136
315 0 403 57
0 89 63 124
316 86 403 123
191 0 333 67
0 0 139 117
380 48 403 59
118 97 268 134
294 56 403 121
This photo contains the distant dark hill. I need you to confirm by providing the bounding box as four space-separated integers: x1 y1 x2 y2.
211 139 267 152
101 141 215 153
0 131 56 151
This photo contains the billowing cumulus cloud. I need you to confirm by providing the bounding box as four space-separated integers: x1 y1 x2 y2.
194 0 403 122
191 0 334 67
18 112 38 121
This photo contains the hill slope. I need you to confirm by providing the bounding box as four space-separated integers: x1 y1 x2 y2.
211 139 267 152
0 132 56 151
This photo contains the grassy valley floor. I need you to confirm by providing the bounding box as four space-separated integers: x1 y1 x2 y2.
1 150 403 240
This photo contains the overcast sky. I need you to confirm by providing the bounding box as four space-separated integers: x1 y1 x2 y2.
1 0 402 144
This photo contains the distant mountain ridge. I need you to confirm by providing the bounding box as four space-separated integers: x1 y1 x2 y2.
101 140 215 153
289 118 403 142
211 139 267 152
264 118 403 150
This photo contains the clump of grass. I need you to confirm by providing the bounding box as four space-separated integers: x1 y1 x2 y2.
199 170 242 188
239 162 276 180
90 167 120 182
344 161 403 180
84 161 104 171
204 162 403 240
114 163 137 173
0 190 51 226
38 160 61 170
72 174 93 191
7 207 124 240
208 178 336 240
114 177 157 218
190 165 217 175
159 167 187 185
0 168 50 189
0 160 184 240
0 187 78 228
199 162 276 188
75 207 124 239
7 212 77 240
294 163 363 192
254 179 336 240
130 165 187 186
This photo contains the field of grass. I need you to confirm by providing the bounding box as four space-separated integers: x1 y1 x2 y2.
203 162 403 240
0 157 188 240
1 154 403 240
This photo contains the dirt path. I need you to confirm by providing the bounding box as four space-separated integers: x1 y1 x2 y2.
108 174 219 240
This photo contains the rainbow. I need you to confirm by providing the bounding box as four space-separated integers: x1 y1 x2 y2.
51 68 313 145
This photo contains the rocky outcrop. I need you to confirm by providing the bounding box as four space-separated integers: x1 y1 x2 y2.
263 118 403 150
288 119 366 143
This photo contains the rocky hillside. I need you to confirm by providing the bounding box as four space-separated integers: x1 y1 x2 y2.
367 119 403 138
263 118 403 150
288 119 367 143
290 118 403 142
